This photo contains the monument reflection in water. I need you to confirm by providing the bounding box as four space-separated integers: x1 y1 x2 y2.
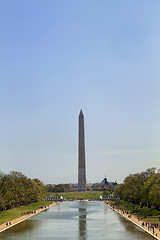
79 207 86 240
1 201 154 240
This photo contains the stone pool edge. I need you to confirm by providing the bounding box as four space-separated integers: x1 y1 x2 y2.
0 202 57 233
105 201 159 240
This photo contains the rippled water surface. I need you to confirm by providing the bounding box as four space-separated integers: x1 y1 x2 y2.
1 201 154 240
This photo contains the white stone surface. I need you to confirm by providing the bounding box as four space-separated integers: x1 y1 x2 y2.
78 110 86 191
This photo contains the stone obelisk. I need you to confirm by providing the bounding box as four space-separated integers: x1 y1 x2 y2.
78 110 86 191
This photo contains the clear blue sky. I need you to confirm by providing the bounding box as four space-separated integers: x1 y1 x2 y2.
0 0 160 184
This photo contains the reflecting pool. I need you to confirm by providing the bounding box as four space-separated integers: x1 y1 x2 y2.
0 201 154 240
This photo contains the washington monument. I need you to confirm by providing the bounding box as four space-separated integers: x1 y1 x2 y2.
78 110 86 191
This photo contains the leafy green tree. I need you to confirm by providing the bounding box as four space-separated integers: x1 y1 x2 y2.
0 170 47 210
149 184 160 210
114 168 157 207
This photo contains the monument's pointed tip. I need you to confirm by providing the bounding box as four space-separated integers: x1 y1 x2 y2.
79 109 84 117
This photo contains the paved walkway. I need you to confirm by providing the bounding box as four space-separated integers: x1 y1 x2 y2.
105 201 160 240
0 202 56 233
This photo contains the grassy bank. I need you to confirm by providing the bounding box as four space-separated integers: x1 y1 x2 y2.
110 200 160 224
0 192 103 225
49 191 103 200
0 201 53 225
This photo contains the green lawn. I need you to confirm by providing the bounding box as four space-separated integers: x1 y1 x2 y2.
0 201 53 225
0 192 103 225
49 191 103 200
110 200 160 224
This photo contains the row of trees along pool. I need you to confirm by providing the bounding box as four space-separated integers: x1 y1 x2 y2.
114 168 160 210
0 171 46 211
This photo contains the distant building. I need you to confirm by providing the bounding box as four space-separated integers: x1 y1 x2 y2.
109 181 118 186
101 177 108 185
101 176 118 186
91 176 118 188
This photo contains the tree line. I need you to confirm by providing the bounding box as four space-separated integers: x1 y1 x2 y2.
0 171 46 211
46 184 71 192
114 168 160 210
